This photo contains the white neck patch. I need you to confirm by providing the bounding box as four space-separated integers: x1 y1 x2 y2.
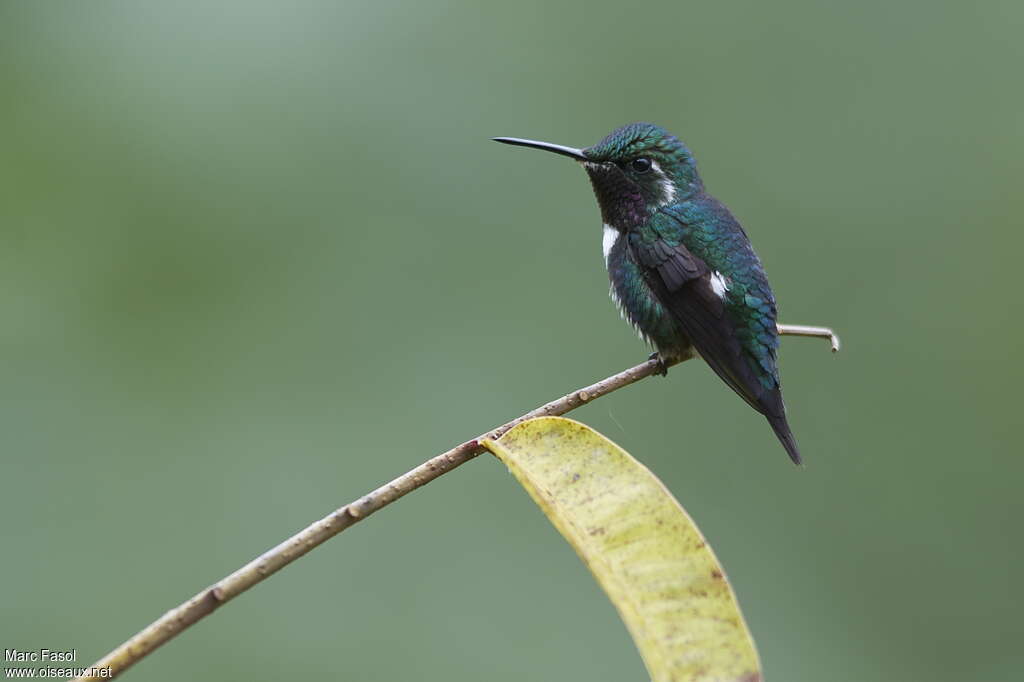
602 224 619 265
649 160 677 206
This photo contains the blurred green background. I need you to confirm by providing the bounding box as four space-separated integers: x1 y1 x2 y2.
2 2 1021 680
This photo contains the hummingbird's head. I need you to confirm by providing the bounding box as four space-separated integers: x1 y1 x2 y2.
494 123 702 229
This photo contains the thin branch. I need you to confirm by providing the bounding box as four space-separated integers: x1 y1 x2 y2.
777 323 841 352
72 323 838 681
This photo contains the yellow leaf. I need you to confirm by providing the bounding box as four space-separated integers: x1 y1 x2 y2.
482 417 762 682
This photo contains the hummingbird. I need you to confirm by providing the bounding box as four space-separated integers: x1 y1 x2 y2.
494 123 802 464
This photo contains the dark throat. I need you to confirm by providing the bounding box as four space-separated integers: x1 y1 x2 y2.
585 163 649 230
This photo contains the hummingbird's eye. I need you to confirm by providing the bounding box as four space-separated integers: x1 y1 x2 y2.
629 157 653 173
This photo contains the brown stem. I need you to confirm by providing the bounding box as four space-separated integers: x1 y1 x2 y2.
777 323 841 352
71 322 836 680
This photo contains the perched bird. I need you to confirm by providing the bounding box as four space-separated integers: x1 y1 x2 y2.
494 123 802 464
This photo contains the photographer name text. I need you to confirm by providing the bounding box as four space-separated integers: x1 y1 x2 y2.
5 651 76 664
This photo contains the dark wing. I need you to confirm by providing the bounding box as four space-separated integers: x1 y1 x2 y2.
631 209 801 463
630 231 778 418
634 237 709 293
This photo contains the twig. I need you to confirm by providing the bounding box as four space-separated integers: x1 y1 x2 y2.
777 323 841 352
71 323 838 680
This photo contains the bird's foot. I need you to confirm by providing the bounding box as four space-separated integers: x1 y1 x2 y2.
648 352 670 377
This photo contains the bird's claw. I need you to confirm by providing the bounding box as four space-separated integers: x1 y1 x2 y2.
648 352 669 377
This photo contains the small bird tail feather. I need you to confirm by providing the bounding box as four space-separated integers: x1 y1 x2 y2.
767 413 802 466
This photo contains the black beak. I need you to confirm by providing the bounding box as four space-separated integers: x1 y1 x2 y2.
492 136 588 161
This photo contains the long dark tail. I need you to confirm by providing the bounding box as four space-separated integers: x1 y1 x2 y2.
767 413 802 465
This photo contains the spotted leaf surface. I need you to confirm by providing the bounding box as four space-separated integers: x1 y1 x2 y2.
482 417 762 682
